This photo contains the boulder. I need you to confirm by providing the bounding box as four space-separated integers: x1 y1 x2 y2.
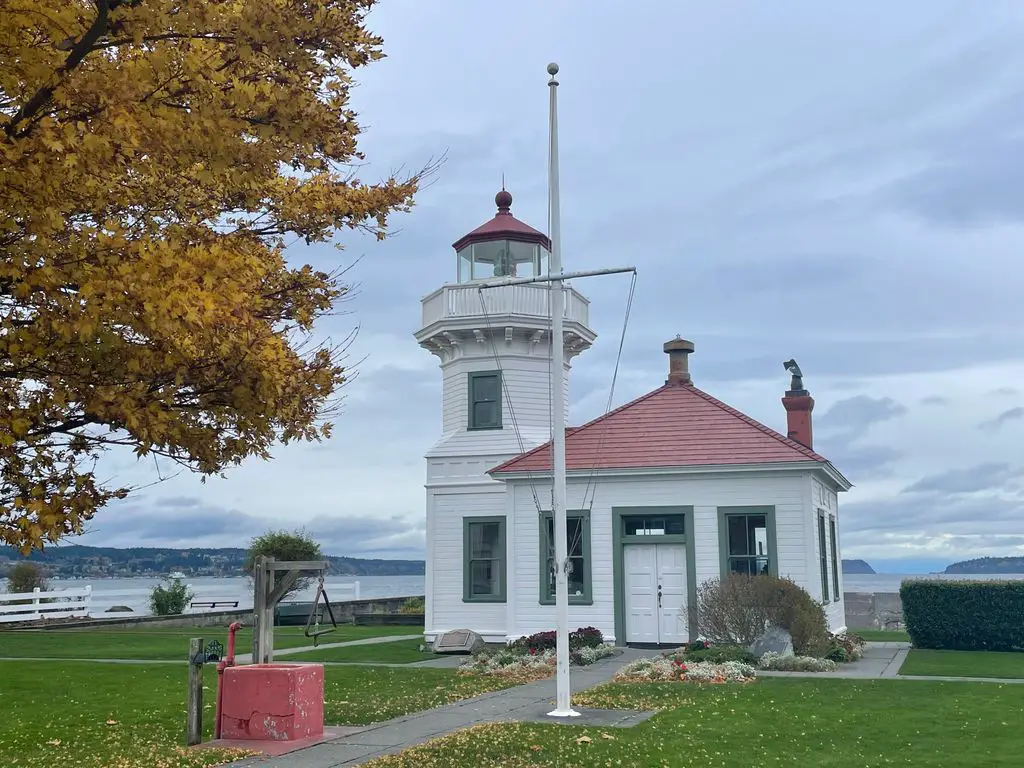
747 625 793 659
432 629 486 655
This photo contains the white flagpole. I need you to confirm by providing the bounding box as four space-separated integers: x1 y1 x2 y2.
546 61 578 718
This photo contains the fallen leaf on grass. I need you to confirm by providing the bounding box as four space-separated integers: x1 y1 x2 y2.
46 739 61 746
106 720 119 725
576 735 592 745
601 732 615 740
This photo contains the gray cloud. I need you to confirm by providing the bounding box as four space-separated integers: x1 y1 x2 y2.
978 407 1024 432
50 2 1024 568
819 396 908 433
821 444 903 481
902 462 1023 495
842 493 1024 536
77 499 425 559
990 387 1018 396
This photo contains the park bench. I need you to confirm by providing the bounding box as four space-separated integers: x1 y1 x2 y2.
189 599 240 610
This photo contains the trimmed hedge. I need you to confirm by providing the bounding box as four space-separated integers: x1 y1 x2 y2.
900 580 1024 651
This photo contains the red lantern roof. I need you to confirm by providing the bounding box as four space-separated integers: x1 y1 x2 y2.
451 189 551 252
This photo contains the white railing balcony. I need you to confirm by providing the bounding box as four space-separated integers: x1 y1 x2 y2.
420 282 590 330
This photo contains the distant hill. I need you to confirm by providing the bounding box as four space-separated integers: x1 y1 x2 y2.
944 557 1024 575
842 559 876 574
0 545 424 579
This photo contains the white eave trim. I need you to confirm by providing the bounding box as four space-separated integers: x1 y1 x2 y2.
491 460 853 491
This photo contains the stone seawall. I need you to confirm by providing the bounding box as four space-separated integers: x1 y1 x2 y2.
844 591 904 631
10 594 425 631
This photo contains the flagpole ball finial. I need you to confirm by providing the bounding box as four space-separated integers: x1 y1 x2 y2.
547 62 559 75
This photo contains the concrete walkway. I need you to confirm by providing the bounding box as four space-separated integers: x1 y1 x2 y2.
228 648 650 768
0 634 425 666
236 635 423 664
758 640 910 680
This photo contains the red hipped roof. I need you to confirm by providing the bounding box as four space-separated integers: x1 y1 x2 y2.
489 382 832 476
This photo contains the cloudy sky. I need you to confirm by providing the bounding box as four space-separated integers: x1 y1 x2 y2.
76 0 1024 573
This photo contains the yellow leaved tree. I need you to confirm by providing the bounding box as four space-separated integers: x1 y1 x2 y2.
0 0 428 552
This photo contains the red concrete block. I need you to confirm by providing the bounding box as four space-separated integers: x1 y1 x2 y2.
219 663 324 741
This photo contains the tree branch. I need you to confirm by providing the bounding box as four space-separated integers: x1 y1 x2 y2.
5 1 111 137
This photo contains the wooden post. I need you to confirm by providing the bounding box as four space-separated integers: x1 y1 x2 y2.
187 637 204 746
264 558 276 663
252 556 265 663
251 556 329 664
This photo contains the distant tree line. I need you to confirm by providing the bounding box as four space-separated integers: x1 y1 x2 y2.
0 544 424 579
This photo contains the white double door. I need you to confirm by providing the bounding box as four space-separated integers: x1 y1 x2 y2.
624 543 687 645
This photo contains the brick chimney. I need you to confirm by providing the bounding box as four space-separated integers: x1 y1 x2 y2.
781 358 814 449
664 336 695 385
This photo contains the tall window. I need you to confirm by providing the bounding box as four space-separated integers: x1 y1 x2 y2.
818 512 830 603
468 371 501 430
829 516 840 601
463 517 506 602
724 512 771 575
540 511 591 604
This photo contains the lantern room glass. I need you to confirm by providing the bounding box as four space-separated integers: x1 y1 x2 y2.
456 241 549 283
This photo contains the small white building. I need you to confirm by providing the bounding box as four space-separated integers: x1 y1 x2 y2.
415 190 852 647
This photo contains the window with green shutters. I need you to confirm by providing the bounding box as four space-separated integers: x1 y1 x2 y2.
463 517 506 602
818 511 830 603
829 516 840 601
468 371 502 430
539 510 591 604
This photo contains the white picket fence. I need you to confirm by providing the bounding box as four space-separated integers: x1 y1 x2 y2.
0 585 92 624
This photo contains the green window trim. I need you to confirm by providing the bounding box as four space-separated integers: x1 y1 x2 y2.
829 515 840 601
817 510 830 604
463 516 507 603
538 509 592 605
718 506 778 579
468 370 502 430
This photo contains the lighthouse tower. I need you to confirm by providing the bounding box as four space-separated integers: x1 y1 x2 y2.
414 189 596 641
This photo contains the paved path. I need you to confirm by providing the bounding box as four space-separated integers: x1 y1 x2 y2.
236 635 423 664
229 648 650 768
758 640 910 680
0 634 425 666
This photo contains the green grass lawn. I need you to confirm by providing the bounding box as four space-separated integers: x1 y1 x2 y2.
286 639 441 665
900 649 1024 679
855 629 911 642
0 660 514 767
362 678 1024 767
0 624 417 660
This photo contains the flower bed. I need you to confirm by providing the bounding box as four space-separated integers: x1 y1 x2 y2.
614 656 757 684
660 641 757 666
458 628 618 680
758 652 838 672
826 632 866 663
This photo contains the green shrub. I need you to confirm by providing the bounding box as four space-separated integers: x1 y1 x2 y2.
683 643 757 665
149 577 194 616
695 574 831 657
507 626 605 655
825 632 866 663
5 562 49 595
900 580 1024 651
244 528 323 600
398 597 425 614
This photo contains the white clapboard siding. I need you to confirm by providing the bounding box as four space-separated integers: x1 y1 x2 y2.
0 585 92 623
